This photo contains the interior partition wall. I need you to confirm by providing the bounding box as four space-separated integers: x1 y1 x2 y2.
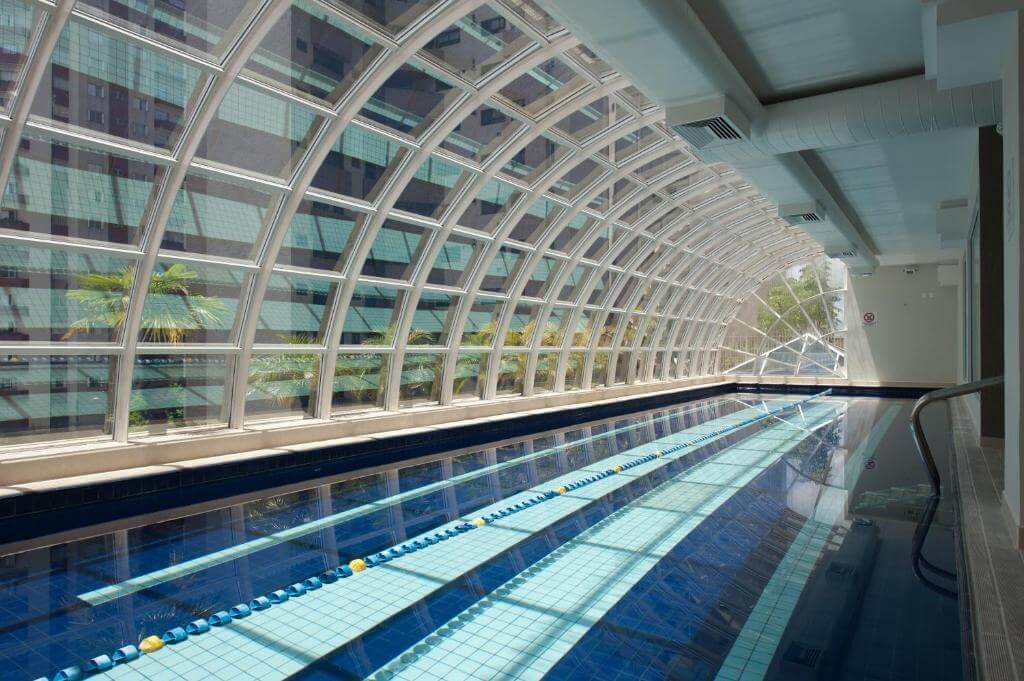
0 0 820 453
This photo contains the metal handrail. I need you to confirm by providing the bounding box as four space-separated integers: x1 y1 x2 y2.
911 375 1004 496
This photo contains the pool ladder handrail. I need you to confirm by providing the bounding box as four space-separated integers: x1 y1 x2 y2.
911 375 1004 496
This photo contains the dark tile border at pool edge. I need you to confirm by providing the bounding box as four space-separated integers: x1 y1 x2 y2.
735 383 935 399
0 382 939 545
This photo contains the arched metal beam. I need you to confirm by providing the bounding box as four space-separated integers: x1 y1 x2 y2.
113 0 290 441
227 0 494 424
384 78 632 406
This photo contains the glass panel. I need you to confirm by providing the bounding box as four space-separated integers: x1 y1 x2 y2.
428 234 477 287
559 264 591 302
598 313 620 347
496 352 526 394
612 238 645 268
500 57 579 112
610 126 658 161
565 351 585 390
407 290 453 345
621 195 662 225
480 245 522 292
502 134 566 183
555 96 611 141
245 353 318 421
591 351 609 386
634 152 685 181
361 62 457 136
276 199 360 271
394 154 464 217
511 197 560 243
440 104 521 163
550 157 601 198
504 303 533 346
588 178 637 213
0 354 113 445
333 352 384 412
424 6 527 82
256 271 334 344
0 0 33 110
139 260 244 343
399 352 440 406
33 19 202 150
361 218 426 281
247 0 378 102
164 171 277 259
614 352 629 383
620 84 654 111
550 213 591 253
523 255 558 298
461 296 501 345
588 271 617 305
459 177 518 232
0 241 135 343
346 0 438 33
569 45 614 79
539 307 567 346
77 0 245 57
454 351 486 400
584 225 615 260
342 284 399 345
621 314 641 345
534 352 558 392
0 134 162 245
199 81 322 179
572 312 595 345
128 354 228 434
312 125 402 201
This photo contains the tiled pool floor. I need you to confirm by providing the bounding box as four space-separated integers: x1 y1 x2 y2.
0 393 964 681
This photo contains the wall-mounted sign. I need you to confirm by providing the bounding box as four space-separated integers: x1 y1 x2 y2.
862 311 876 326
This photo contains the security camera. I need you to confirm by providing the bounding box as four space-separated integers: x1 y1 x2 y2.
903 266 918 275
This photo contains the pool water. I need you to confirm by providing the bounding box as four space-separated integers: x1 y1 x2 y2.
0 392 965 681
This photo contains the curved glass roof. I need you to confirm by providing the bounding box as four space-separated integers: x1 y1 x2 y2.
0 0 821 448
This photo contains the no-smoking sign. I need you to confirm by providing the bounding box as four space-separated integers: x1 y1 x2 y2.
862 311 876 326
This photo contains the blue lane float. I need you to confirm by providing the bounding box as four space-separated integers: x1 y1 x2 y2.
161 627 187 644
41 390 829 681
185 619 210 635
111 645 139 664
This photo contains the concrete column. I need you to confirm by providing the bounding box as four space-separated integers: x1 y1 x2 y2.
1001 12 1024 544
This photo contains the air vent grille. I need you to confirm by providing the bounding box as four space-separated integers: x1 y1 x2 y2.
779 201 826 227
672 124 714 149
667 96 750 150
782 212 824 226
689 116 742 140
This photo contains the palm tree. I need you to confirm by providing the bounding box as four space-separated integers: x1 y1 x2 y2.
63 264 228 431
363 322 438 402
64 263 227 343
246 333 320 412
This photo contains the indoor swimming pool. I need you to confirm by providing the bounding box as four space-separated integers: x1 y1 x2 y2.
0 392 965 681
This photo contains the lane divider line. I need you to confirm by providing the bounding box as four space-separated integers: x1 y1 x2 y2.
76 398 742 607
40 391 829 681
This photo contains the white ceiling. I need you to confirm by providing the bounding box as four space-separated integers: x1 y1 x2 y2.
816 130 977 264
541 0 992 267
690 0 976 265
690 0 925 101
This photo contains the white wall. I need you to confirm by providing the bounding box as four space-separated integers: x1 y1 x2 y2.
844 265 959 385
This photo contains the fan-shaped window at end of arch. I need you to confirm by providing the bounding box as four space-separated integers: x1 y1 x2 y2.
719 257 847 378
